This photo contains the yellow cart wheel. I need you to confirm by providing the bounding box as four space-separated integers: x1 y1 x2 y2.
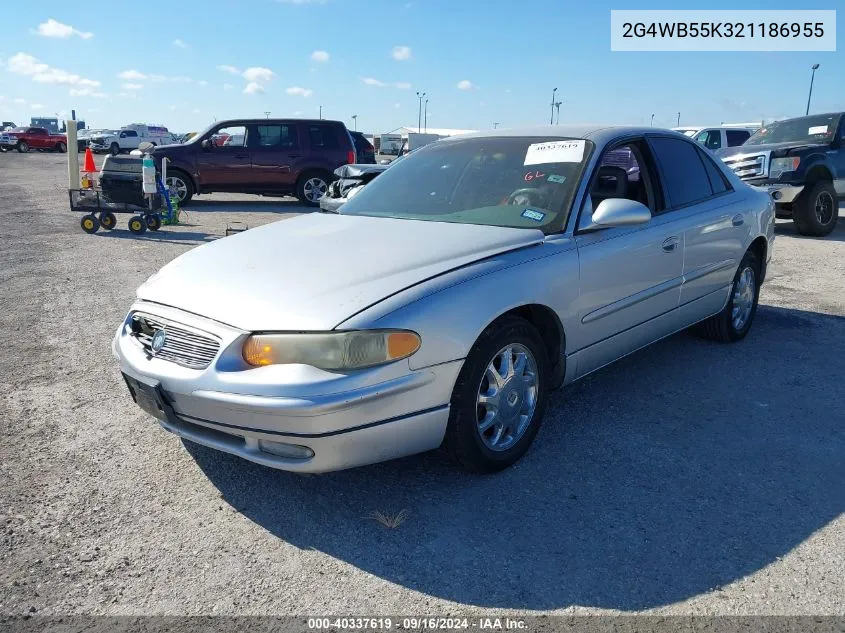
128 215 147 234
80 214 100 234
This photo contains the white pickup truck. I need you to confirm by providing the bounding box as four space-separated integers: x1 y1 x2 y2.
88 125 172 155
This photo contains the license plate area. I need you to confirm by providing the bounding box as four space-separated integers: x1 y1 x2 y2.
122 373 170 422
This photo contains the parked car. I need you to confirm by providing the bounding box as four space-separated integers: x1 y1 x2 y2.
114 125 774 474
76 128 114 152
673 126 758 152
89 125 172 156
718 112 844 237
319 163 390 213
0 127 67 153
350 131 376 164
152 118 357 206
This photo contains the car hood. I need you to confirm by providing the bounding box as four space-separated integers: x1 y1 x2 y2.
717 141 827 158
137 213 545 331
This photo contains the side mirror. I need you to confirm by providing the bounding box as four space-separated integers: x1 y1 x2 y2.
582 198 651 232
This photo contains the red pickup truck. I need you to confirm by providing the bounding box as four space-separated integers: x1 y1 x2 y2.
0 127 68 153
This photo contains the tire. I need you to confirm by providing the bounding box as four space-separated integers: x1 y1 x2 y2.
165 171 194 206
110 143 120 156
17 141 29 153
296 170 331 207
442 315 550 473
55 142 67 153
99 211 117 230
80 214 100 234
128 215 147 234
793 181 838 237
695 248 760 343
145 214 162 231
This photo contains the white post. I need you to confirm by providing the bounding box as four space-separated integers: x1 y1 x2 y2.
66 120 80 189
161 157 168 186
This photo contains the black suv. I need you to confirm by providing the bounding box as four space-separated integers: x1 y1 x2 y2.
350 131 376 164
152 118 356 206
719 112 844 237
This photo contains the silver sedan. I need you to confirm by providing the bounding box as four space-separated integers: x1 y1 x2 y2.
113 125 775 473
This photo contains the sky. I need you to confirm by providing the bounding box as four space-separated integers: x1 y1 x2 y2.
0 0 842 134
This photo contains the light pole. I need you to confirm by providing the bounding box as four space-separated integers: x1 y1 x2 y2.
351 114 357 131
319 105 323 120
493 122 500 129
416 91 426 133
554 101 562 124
550 88 558 125
424 99 428 133
806 63 820 115
264 111 270 119
650 113 655 127
677 112 680 126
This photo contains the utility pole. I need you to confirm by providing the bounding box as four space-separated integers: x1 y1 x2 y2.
264 111 270 119
806 63 820 115
554 101 562 124
677 112 680 126
493 122 500 129
351 114 357 131
424 99 428 133
319 105 323 120
650 113 655 127
550 88 558 125
416 91 426 133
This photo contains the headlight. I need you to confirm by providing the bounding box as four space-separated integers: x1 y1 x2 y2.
769 157 800 179
242 330 421 370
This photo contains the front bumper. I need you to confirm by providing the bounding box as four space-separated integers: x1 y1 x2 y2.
113 301 460 473
750 182 804 204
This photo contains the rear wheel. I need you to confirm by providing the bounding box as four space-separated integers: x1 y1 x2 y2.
443 316 550 473
17 141 29 153
296 171 331 207
80 214 100 234
165 172 194 206
695 248 760 343
99 211 117 230
110 143 120 156
128 215 147 234
145 214 162 231
793 181 838 237
55 141 67 153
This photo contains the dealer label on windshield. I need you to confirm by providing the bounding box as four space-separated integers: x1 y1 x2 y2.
524 140 585 165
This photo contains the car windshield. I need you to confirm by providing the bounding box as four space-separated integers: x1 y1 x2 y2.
745 114 840 145
338 136 593 234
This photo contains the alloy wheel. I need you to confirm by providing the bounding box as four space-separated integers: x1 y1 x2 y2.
731 266 756 331
166 177 188 202
303 177 328 203
815 191 835 226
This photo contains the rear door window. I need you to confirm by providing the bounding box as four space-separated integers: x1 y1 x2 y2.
307 125 340 150
726 130 751 146
649 136 714 210
695 129 721 150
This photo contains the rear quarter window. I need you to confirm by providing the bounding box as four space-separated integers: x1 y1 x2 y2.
306 124 341 150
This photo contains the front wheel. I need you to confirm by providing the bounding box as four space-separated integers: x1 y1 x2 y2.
145 214 162 231
165 172 194 206
695 248 760 343
128 215 147 234
443 316 550 473
17 141 29 153
296 171 331 207
109 143 120 156
55 142 67 153
793 181 838 237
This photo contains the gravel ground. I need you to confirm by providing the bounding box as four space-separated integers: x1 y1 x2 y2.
1 151 843 617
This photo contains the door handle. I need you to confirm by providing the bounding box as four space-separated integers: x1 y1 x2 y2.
662 236 680 253
732 214 744 227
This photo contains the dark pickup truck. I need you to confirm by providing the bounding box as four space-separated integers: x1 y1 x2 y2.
718 112 844 237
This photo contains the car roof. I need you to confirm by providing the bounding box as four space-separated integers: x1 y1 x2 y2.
213 118 346 126
439 125 692 146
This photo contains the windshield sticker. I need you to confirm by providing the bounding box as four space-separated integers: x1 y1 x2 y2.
547 174 567 184
524 169 546 182
808 125 829 135
522 208 546 222
524 140 585 165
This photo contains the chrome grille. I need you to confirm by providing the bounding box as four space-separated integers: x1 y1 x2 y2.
129 312 221 370
722 153 767 180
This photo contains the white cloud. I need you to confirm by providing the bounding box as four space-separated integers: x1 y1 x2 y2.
362 77 386 87
286 86 313 97
243 67 274 82
14 97 26 104
149 74 193 83
31 103 44 110
173 38 189 48
8 52 100 87
122 83 143 90
457 79 475 90
34 18 93 40
310 50 329 62
217 64 240 74
392 45 411 61
192 108 201 114
118 69 146 80
70 88 108 98
394 103 401 109
0 95 5 102
223 83 234 91
244 82 265 95
198 80 208 87
169 105 177 111
395 82 411 89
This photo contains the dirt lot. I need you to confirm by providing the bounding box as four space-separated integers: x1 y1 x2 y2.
1 151 844 617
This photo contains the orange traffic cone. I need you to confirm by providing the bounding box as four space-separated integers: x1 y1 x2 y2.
82 147 97 172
